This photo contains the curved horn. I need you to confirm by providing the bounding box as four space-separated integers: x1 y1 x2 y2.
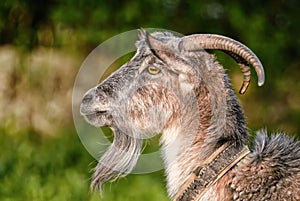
180 34 265 94
224 51 251 94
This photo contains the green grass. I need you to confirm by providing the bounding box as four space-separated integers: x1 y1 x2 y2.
0 128 169 201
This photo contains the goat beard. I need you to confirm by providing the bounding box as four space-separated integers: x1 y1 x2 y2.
91 128 143 191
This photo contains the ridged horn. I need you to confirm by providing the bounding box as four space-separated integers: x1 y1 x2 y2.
180 34 265 94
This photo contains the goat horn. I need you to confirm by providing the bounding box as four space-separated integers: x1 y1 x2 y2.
180 34 265 94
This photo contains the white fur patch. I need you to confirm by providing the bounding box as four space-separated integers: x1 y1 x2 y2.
161 125 187 196
179 74 193 92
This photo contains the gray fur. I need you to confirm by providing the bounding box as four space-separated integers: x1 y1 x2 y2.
80 31 300 200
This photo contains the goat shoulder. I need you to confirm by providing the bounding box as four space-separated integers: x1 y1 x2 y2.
231 130 300 200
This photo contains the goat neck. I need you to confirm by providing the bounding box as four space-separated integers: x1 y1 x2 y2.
160 63 248 199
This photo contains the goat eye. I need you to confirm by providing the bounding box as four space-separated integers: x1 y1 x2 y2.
147 66 161 75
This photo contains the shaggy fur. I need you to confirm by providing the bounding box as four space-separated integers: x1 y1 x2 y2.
80 31 300 200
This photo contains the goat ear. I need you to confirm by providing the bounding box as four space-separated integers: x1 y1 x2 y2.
137 29 146 40
137 29 171 57
145 32 164 49
145 32 197 79
144 31 171 59
144 32 182 66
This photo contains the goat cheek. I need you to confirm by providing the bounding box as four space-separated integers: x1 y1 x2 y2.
127 97 152 130
125 85 181 133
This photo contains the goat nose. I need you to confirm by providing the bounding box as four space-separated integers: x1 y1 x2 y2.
82 94 93 104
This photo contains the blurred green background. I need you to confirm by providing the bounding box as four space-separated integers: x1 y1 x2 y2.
0 0 299 200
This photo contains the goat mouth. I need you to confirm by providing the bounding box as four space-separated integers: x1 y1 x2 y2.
82 110 112 127
84 110 107 117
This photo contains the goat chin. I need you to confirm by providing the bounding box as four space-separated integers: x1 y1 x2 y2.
91 127 143 191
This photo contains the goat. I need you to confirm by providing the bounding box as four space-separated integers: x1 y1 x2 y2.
80 30 300 200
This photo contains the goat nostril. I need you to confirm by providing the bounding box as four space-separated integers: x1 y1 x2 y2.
82 94 93 104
